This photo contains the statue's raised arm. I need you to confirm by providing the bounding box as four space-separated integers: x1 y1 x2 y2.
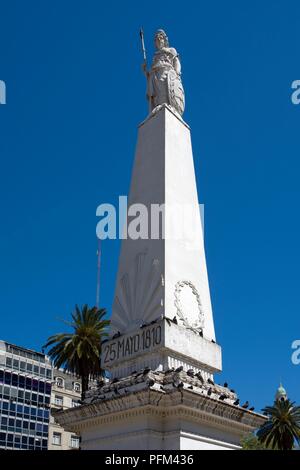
142 29 185 117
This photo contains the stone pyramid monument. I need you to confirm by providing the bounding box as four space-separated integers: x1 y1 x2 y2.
55 29 265 450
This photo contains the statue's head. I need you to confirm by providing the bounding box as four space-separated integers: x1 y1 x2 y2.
155 29 169 49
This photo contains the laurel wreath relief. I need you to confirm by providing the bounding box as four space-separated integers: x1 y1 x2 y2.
174 280 204 333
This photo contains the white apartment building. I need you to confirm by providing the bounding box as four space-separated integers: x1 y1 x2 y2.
48 370 81 450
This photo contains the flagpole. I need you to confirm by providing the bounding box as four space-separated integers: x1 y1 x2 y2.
96 238 101 308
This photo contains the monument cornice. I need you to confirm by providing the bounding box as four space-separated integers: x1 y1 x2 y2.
54 387 266 436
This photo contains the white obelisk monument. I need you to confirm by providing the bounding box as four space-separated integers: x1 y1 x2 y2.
55 29 265 449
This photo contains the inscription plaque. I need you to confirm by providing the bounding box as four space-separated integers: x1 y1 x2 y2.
102 323 162 367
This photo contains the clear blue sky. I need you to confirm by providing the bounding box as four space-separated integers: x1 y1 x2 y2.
0 0 299 412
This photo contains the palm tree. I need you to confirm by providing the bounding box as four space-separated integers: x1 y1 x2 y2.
257 399 300 450
240 433 266 450
44 304 110 400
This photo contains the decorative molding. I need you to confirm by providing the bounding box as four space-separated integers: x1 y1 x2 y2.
54 387 265 436
112 250 163 333
174 280 204 333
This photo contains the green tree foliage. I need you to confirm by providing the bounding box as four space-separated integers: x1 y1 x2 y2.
257 399 300 450
44 304 110 400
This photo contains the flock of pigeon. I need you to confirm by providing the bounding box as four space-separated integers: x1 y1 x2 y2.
101 319 255 411
85 365 255 413
160 365 254 411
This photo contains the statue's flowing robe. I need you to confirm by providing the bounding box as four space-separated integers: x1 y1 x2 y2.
147 47 185 116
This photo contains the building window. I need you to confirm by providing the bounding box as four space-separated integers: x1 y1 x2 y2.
71 399 80 408
4 372 11 385
54 395 63 406
32 393 37 403
55 377 64 388
73 382 81 393
70 435 80 448
6 357 12 367
52 432 61 446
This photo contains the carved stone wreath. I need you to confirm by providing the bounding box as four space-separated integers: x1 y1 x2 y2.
174 280 204 333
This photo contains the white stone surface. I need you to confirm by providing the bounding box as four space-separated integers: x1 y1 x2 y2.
55 380 266 450
110 106 217 367
102 319 221 379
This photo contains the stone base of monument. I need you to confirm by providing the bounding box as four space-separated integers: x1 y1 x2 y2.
54 367 266 450
102 318 221 381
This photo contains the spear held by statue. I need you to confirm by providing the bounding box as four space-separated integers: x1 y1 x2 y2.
140 28 147 65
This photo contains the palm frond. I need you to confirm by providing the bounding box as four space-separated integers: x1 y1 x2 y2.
257 399 300 450
44 304 110 399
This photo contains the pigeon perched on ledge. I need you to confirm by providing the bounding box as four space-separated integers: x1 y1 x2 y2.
112 332 121 339
195 372 204 383
219 394 227 400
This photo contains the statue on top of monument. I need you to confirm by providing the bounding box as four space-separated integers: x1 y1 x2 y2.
140 29 185 117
